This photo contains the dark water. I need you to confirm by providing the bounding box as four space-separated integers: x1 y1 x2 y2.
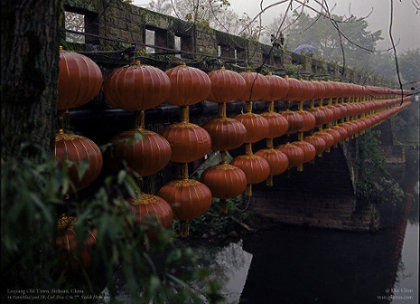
197 153 419 304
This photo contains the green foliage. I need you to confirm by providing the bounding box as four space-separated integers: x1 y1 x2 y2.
284 11 382 70
399 49 420 83
182 197 253 238
1 144 223 303
356 130 404 205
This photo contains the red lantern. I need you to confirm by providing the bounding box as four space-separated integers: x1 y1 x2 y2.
303 135 326 156
55 131 103 192
104 61 170 111
300 79 316 101
276 143 305 169
297 110 316 132
231 154 271 196
208 67 246 103
331 125 348 142
110 128 171 177
284 77 303 101
56 216 97 273
265 73 289 101
324 128 341 145
234 112 269 143
312 131 335 151
58 48 103 110
260 112 289 138
319 106 335 124
165 63 211 106
127 194 173 229
161 122 211 163
282 110 303 134
308 107 328 127
239 71 269 101
201 164 247 199
203 117 247 151
158 179 212 221
255 148 289 185
291 141 316 163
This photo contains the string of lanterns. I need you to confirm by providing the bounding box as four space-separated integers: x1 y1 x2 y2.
55 48 413 243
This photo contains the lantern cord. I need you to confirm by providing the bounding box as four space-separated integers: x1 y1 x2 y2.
180 106 190 123
218 103 227 118
134 111 146 129
245 143 253 155
219 199 228 215
180 163 189 179
179 220 190 237
220 151 228 164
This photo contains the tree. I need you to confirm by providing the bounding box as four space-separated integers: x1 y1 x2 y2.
399 49 420 83
147 0 258 38
1 0 60 160
282 11 382 69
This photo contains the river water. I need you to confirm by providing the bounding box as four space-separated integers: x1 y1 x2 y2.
195 151 419 304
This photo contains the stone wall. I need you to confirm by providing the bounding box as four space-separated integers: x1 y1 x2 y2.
63 0 394 85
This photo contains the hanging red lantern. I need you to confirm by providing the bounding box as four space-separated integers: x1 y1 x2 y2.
239 70 269 101
303 135 326 157
161 122 211 163
331 125 348 142
276 143 305 169
324 128 341 145
282 110 304 134
110 128 171 177
208 67 246 103
284 77 304 101
165 63 211 106
58 47 103 110
234 112 269 143
203 117 246 151
319 106 335 124
261 74 290 139
255 148 289 185
307 106 328 127
265 73 289 101
127 194 173 230
299 79 316 102
56 216 97 273
291 141 316 163
201 164 247 199
261 112 289 138
104 61 170 111
297 110 316 132
158 179 212 222
231 154 271 196
55 131 103 192
312 131 335 151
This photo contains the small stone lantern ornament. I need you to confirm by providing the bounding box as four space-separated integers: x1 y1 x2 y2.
158 63 213 237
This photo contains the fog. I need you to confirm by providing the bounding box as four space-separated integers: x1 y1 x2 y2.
133 0 419 52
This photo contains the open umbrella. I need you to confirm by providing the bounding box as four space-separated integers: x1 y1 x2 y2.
293 44 316 55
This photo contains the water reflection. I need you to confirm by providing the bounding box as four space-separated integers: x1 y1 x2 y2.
191 179 418 304
194 240 252 303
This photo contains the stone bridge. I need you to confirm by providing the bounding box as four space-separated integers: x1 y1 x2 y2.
62 0 408 231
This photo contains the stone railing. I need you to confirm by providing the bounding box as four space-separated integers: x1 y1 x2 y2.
63 0 394 87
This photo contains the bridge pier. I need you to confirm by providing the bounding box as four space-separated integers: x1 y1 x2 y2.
248 142 379 231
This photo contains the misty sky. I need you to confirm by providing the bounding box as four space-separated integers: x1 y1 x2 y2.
132 0 420 52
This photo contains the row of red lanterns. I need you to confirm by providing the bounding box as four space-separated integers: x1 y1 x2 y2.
54 48 412 241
